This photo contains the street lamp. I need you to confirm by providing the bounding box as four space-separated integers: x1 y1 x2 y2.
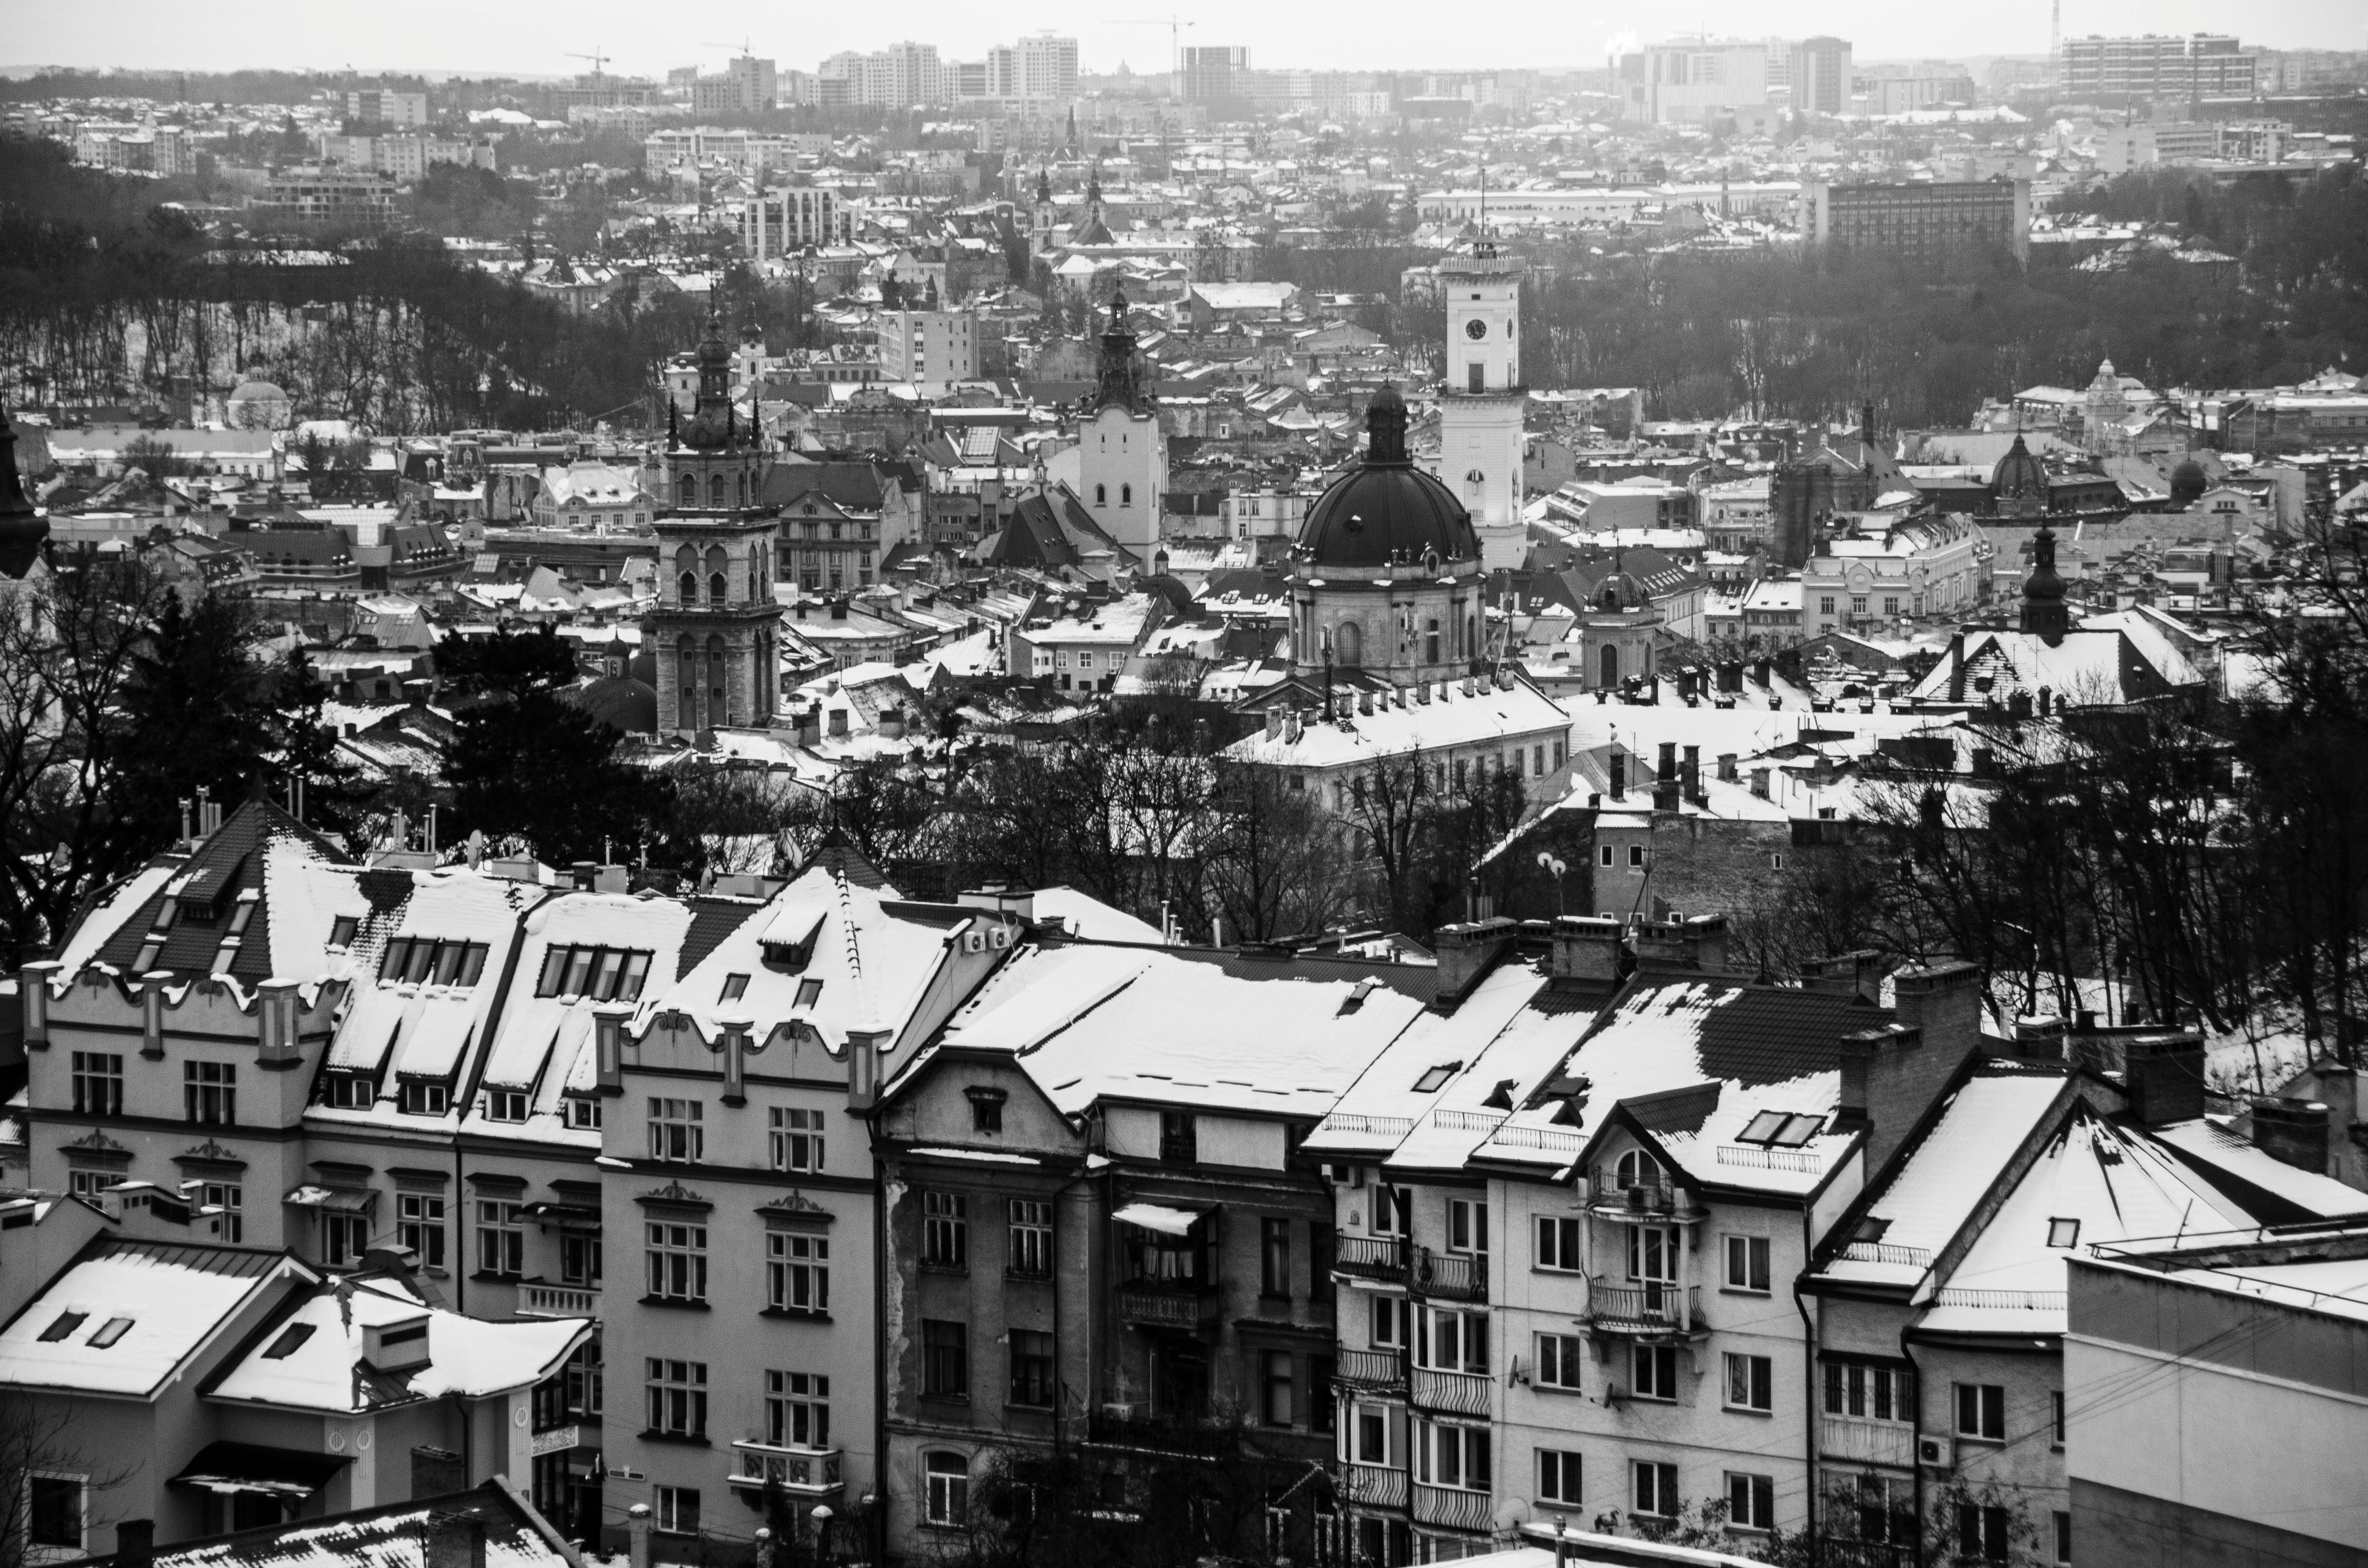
809 1505 834 1568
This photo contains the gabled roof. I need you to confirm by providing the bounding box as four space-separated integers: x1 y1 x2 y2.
0 1236 304 1399
88 800 351 986
765 459 887 513
74 1479 582 1568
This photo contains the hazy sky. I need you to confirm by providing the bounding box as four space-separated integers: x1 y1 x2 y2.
8 0 2365 79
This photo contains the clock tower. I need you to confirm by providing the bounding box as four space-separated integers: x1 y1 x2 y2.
1433 243 1527 573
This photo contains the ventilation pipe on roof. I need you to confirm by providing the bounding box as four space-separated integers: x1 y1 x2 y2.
19 961 57 1050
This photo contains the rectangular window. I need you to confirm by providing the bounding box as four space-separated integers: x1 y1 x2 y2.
1419 1421 1490 1490
2052 1388 2066 1446
1536 1334 1585 1390
645 1220 707 1302
1725 1353 1774 1412
1823 1360 1914 1421
1009 1199 1052 1277
486 1089 529 1123
1261 1217 1292 1298
562 1340 603 1417
1010 1330 1054 1408
653 1486 700 1535
1628 1225 1677 1283
770 1106 825 1172
562 1231 603 1286
1628 845 1646 868
183 1060 236 1125
924 1452 968 1527
2055 1510 2072 1564
968 1088 1005 1132
1820 597 1836 614
1959 1502 2011 1563
322 1212 369 1266
1418 1307 1488 1374
1598 845 1615 868
1160 1110 1197 1164
1632 1344 1679 1401
1310 1356 1335 1433
476 1200 524 1276
923 1319 968 1399
1354 1403 1390 1465
1370 1294 1407 1349
1262 1350 1295 1426
398 1080 449 1116
766 1232 828 1313
1727 1472 1776 1531
322 1073 375 1109
1538 1449 1580 1505
1447 1199 1487 1255
923 1191 969 1269
1372 1184 1408 1237
398 1193 446 1269
1633 1461 1679 1518
1850 595 1869 615
565 1097 603 1130
201 1181 243 1243
646 1359 707 1438
70 1053 123 1117
649 1098 703 1163
28 1475 84 1551
1309 1221 1334 1302
1955 1382 2006 1441
765 1370 830 1449
1535 1214 1580 1271
1724 1234 1771 1292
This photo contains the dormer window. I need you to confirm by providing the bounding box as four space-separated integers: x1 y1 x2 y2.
763 918 826 973
1614 1149 1661 1188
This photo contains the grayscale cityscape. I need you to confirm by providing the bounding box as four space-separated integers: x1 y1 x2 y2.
0 2 2363 1568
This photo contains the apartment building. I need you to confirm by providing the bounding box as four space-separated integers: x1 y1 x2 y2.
878 307 981 395
2060 34 2258 100
1802 179 2032 264
739 187 850 260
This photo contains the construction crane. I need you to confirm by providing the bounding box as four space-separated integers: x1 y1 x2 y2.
566 49 610 83
701 37 756 59
1105 16 1195 99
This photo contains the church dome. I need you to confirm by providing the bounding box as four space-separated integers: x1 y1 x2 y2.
565 674 659 735
2169 459 2207 508
1992 433 2047 501
1294 388 1480 572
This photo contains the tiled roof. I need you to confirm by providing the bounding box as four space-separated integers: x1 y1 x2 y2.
92 800 349 983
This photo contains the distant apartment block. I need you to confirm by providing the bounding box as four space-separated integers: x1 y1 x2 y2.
878 307 980 393
253 166 399 229
1622 39 1771 124
345 88 429 126
1788 36 1852 116
1183 46 1250 102
1862 74 1978 114
317 134 494 181
739 186 850 258
691 55 777 114
644 127 831 178
2062 34 2258 99
71 119 196 176
1803 178 2031 263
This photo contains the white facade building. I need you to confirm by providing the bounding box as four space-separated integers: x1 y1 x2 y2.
1432 247 1528 574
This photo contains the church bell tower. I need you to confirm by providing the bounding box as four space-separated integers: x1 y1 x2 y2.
650 314 783 736
1432 242 1527 574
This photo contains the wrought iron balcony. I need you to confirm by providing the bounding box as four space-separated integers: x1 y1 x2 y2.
1115 1281 1223 1332
1410 1248 1487 1302
1581 1277 1700 1335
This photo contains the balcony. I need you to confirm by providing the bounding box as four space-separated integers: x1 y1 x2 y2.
1334 1234 1409 1283
727 1441 842 1499
1334 1348 1408 1395
518 1282 600 1320
1587 1167 1693 1217
1410 1248 1487 1303
1820 1415 1916 1468
1581 1278 1701 1335
1409 1367 1492 1418
1340 1464 1408 1511
1115 1282 1223 1333
1410 1483 1493 1534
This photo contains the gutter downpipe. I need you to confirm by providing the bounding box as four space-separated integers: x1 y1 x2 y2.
1793 1211 1819 1564
1901 1326 1927 1568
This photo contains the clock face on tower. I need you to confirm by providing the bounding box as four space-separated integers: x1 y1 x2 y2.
1464 318 1489 340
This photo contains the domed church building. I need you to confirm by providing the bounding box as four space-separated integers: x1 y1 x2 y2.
1285 386 1488 688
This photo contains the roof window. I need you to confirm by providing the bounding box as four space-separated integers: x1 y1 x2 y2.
37 1311 87 1342
1411 1063 1460 1094
2047 1217 2081 1249
1738 1110 1825 1148
262 1323 317 1360
87 1317 134 1349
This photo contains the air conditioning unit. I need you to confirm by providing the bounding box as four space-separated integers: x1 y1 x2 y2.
1101 1401 1139 1421
988 924 1014 949
1626 1184 1648 1209
1916 1436 1952 1471
962 930 986 953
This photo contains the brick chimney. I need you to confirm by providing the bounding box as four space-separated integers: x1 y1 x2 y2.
2124 1034 2207 1127
1681 746 1702 804
1632 915 1727 974
1891 961 1983 1058
1434 918 1518 1002
1838 1020 1976 1172
2251 1097 2331 1175
1549 916 1624 985
1801 949 1886 1004
1608 750 1626 800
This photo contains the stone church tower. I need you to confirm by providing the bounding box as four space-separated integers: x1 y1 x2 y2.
651 315 783 736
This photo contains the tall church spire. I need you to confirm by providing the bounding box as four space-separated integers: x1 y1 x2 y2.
2020 523 2071 645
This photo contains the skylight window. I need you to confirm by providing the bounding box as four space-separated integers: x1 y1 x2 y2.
37 1311 87 1343
2047 1217 2082 1249
720 973 750 1003
262 1323 317 1360
87 1318 134 1349
327 916 359 949
1411 1063 1460 1094
795 978 824 1008
1738 1111 1825 1148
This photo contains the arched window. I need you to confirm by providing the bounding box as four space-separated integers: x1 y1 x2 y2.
1333 620 1362 668
1095 484 1107 505
1600 642 1619 687
737 470 748 506
678 571 698 604
1614 1149 1660 1188
709 572 728 605
704 546 729 604
677 474 696 507
1120 484 1132 506
708 474 727 508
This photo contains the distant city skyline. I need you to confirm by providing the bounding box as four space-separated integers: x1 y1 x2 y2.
6 0 2366 83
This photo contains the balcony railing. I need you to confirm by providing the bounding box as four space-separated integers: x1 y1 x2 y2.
1818 1540 1915 1568
1587 1168 1690 1215
1334 1234 1409 1281
1581 1278 1700 1335
1819 1415 1916 1468
1411 1248 1487 1302
1115 1282 1223 1332
1409 1367 1492 1418
1334 1348 1408 1394
518 1282 600 1320
1837 1241 1932 1270
728 1441 842 1497
1410 1483 1493 1533
1340 1465 1408 1510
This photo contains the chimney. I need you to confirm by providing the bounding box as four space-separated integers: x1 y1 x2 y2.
1548 916 1624 985
410 1446 465 1498
1946 632 1967 703
1632 915 1727 973
2251 1098 2332 1174
1892 961 1983 1056
1657 741 1677 786
627 1505 654 1568
1608 750 1626 800
2125 1034 2206 1127
19 960 57 1050
1433 918 1518 1002
847 1026 891 1109
1265 706 1283 740
1749 767 1770 799
114 1522 154 1568
1681 745 1702 804
570 860 597 891
1838 1019 1976 1172
1801 949 1886 1004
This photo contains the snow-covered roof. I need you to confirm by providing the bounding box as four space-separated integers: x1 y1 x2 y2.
1029 886 1164 944
0 1238 302 1398
1222 676 1571 771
